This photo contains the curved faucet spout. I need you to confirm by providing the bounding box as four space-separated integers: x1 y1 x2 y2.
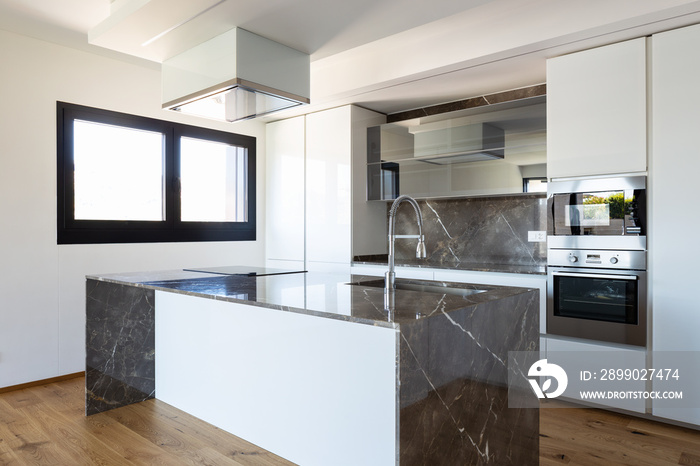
385 195 427 296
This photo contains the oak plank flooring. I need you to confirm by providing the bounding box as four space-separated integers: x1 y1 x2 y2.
540 400 700 465
0 376 294 465
3 376 700 465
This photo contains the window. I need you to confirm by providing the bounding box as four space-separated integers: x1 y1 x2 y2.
523 177 547 193
57 102 256 244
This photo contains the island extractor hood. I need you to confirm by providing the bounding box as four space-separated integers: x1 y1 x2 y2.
162 28 310 122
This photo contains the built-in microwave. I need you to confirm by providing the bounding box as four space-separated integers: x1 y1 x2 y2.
547 175 646 250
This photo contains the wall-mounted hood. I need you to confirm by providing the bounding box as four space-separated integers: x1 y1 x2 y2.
367 122 505 166
411 123 504 164
161 28 310 122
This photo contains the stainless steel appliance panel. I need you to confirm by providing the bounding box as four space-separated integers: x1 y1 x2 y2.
547 265 647 346
547 175 646 251
548 249 646 270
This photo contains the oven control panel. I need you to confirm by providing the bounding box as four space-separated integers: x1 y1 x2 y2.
548 249 646 270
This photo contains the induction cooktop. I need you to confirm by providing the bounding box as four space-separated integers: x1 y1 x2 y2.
183 266 307 277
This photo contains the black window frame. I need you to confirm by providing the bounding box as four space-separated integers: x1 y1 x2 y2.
57 101 256 244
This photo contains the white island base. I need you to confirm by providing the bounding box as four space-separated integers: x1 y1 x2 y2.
155 291 398 466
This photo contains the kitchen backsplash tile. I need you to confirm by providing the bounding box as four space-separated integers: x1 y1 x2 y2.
392 194 547 268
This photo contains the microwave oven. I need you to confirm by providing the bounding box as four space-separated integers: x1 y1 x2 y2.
547 175 646 250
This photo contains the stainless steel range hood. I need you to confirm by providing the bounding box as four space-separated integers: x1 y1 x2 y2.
411 123 505 164
367 122 505 165
162 28 310 122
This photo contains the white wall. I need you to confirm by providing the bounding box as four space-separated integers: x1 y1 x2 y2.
0 29 267 388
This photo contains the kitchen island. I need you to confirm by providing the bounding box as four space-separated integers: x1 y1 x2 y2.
85 269 539 465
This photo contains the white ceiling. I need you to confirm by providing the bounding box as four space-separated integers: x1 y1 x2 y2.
3 0 700 119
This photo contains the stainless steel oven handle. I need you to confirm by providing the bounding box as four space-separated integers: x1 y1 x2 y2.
552 272 639 281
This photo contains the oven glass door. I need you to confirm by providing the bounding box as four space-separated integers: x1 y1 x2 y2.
551 189 643 236
552 272 638 324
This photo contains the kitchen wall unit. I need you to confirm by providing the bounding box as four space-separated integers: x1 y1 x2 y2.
547 38 647 179
266 106 385 273
650 23 700 426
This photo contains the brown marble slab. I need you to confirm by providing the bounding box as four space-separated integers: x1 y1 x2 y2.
85 279 155 415
388 194 547 272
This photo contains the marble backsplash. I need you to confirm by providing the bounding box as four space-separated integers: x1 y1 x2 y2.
391 194 547 268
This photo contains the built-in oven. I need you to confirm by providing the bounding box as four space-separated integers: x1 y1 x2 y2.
547 249 647 346
547 175 648 347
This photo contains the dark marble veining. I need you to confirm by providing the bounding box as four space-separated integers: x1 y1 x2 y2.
86 270 538 464
396 287 539 464
384 194 547 274
85 279 155 415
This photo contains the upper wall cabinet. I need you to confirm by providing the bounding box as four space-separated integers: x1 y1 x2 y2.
547 38 647 179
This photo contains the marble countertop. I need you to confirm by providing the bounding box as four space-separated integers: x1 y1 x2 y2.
87 269 537 329
352 256 547 275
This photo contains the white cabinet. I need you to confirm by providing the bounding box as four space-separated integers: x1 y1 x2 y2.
265 116 305 270
650 23 700 426
547 38 647 179
266 106 384 273
305 107 353 268
544 336 647 413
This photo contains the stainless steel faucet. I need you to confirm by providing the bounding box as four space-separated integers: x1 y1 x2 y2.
385 195 427 293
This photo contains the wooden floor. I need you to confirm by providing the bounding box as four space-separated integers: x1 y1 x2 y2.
0 376 293 465
2 376 700 465
540 400 700 465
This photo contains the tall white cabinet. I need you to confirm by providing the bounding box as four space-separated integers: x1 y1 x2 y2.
266 105 385 272
650 23 700 426
547 37 647 179
265 116 306 270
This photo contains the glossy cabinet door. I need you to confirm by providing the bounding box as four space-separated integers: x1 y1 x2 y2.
547 38 647 179
650 23 700 426
306 107 353 267
265 116 305 265
305 106 384 272
266 106 384 273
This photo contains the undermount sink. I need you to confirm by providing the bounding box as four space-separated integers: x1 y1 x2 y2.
350 279 487 297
